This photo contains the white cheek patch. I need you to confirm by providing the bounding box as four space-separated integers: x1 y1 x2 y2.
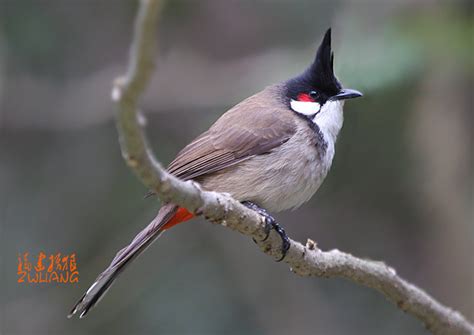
290 99 321 117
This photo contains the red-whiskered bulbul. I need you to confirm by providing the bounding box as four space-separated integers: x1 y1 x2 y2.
69 28 362 318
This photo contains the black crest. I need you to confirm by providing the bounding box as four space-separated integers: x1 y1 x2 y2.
286 28 342 99
310 28 342 94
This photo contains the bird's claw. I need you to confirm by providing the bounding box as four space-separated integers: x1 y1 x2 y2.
269 219 290 262
242 201 290 262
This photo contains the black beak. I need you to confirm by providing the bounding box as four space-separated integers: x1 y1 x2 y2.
330 88 363 101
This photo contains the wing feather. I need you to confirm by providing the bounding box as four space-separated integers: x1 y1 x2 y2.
167 85 296 180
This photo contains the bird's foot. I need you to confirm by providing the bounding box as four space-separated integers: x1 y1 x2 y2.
241 201 290 262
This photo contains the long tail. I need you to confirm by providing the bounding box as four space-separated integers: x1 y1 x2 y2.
68 203 194 318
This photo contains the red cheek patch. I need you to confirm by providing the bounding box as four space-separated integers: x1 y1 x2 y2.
297 93 315 102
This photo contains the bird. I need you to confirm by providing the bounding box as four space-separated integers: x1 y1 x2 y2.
69 28 362 319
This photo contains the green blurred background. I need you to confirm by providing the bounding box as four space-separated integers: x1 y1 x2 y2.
0 1 472 334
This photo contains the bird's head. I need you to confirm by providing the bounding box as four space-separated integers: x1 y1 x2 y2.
285 28 362 120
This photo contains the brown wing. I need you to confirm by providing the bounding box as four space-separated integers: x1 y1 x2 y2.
167 85 296 180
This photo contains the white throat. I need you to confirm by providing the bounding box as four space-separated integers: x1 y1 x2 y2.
314 100 344 143
291 99 344 144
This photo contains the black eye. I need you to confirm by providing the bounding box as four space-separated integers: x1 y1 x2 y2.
309 91 319 99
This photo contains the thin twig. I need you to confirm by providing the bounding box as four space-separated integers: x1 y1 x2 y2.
111 0 474 334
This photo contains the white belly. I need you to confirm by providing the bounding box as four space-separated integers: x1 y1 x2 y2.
200 120 335 212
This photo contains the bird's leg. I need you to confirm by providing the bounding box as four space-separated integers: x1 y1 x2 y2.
241 201 290 262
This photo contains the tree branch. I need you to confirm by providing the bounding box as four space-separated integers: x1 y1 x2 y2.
111 1 474 334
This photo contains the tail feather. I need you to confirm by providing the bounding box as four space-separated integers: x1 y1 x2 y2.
68 203 180 318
